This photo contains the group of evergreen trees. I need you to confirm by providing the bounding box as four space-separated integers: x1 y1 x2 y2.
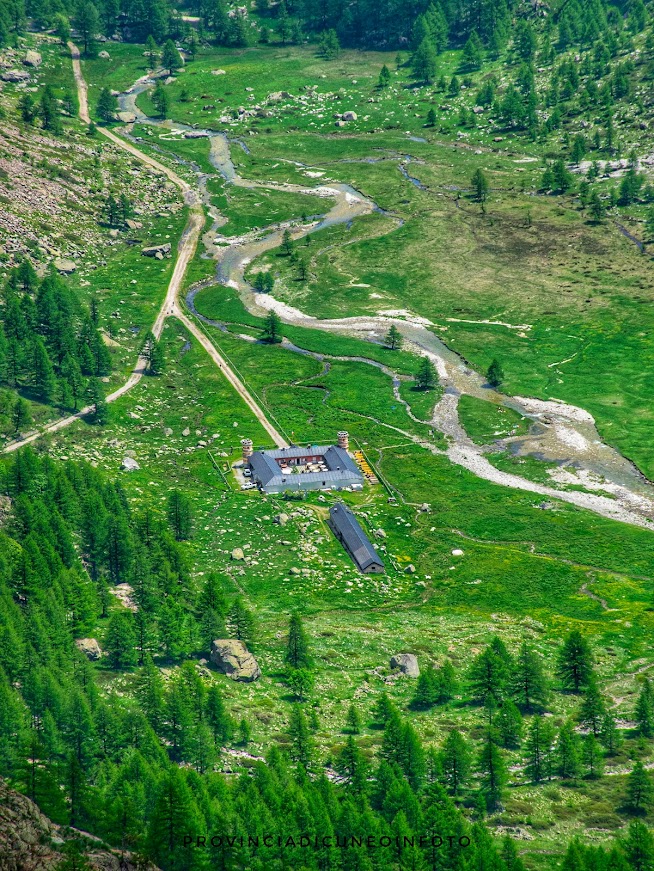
2 448 654 868
0 262 111 421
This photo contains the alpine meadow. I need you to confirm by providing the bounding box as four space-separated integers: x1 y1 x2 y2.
2 0 654 869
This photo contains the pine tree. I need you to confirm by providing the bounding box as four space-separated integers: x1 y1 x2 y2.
96 87 117 123
146 769 206 870
227 597 255 645
582 733 604 779
167 490 193 541
486 359 504 388
152 81 169 119
626 761 654 813
439 729 470 794
12 397 32 434
345 704 361 735
463 30 483 70
262 310 282 344
624 820 654 869
557 631 594 693
384 324 403 350
496 700 523 749
478 732 507 811
426 108 437 127
378 64 391 89
161 39 182 75
32 339 56 402
145 34 159 70
335 735 368 794
288 704 313 769
599 711 622 755
469 644 508 705
510 641 548 711
206 684 234 746
471 168 489 202
285 612 312 669
579 681 606 737
286 667 314 701
415 357 437 390
635 679 654 737
75 1 99 55
525 715 555 783
556 721 582 779
105 611 137 669
412 37 437 84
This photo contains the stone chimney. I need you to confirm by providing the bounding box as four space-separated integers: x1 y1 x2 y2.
241 438 253 463
337 430 349 451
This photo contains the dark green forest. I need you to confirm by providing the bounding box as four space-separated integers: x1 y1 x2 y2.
2 446 654 869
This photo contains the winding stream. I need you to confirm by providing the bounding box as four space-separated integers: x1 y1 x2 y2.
118 76 654 529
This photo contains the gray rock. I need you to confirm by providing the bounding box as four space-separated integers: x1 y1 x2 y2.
231 547 245 561
141 243 172 258
342 111 358 121
75 638 102 660
117 111 137 123
274 512 290 526
182 427 190 436
121 457 140 471
211 639 261 682
1 69 30 82
390 653 420 677
98 50 111 59
23 50 42 67
53 258 77 274
405 564 416 574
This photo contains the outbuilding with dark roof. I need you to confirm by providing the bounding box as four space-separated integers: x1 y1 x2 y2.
328 503 385 574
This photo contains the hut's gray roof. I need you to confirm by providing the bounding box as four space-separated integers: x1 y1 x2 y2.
248 445 362 492
329 503 384 572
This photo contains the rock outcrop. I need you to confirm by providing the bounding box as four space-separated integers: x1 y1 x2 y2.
141 243 172 259
390 653 420 677
23 50 42 67
0 778 160 870
1 69 30 82
211 639 261 682
121 457 140 471
75 638 102 660
53 258 77 274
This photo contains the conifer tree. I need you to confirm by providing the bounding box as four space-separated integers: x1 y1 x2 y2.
12 397 32 434
525 715 555 783
582 733 604 779
415 356 437 390
161 39 182 75
262 310 282 344
412 37 437 84
288 704 313 769
579 680 606 737
439 729 470 794
227 597 255 646
635 679 654 738
345 703 361 735
486 359 504 388
510 641 548 711
599 711 622 755
206 684 234 746
167 490 193 541
626 761 654 814
285 612 312 669
496 699 523 749
384 324 403 350
335 735 368 794
557 630 594 693
478 732 507 811
105 611 137 669
557 721 582 779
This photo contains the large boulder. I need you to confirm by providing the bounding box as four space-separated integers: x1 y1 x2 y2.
75 638 102 660
117 111 137 123
23 50 42 67
1 69 30 83
211 639 261 682
390 653 420 677
342 111 358 121
121 457 140 471
141 243 172 259
53 258 77 274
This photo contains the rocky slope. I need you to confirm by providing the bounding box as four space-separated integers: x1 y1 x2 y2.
0 778 159 871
